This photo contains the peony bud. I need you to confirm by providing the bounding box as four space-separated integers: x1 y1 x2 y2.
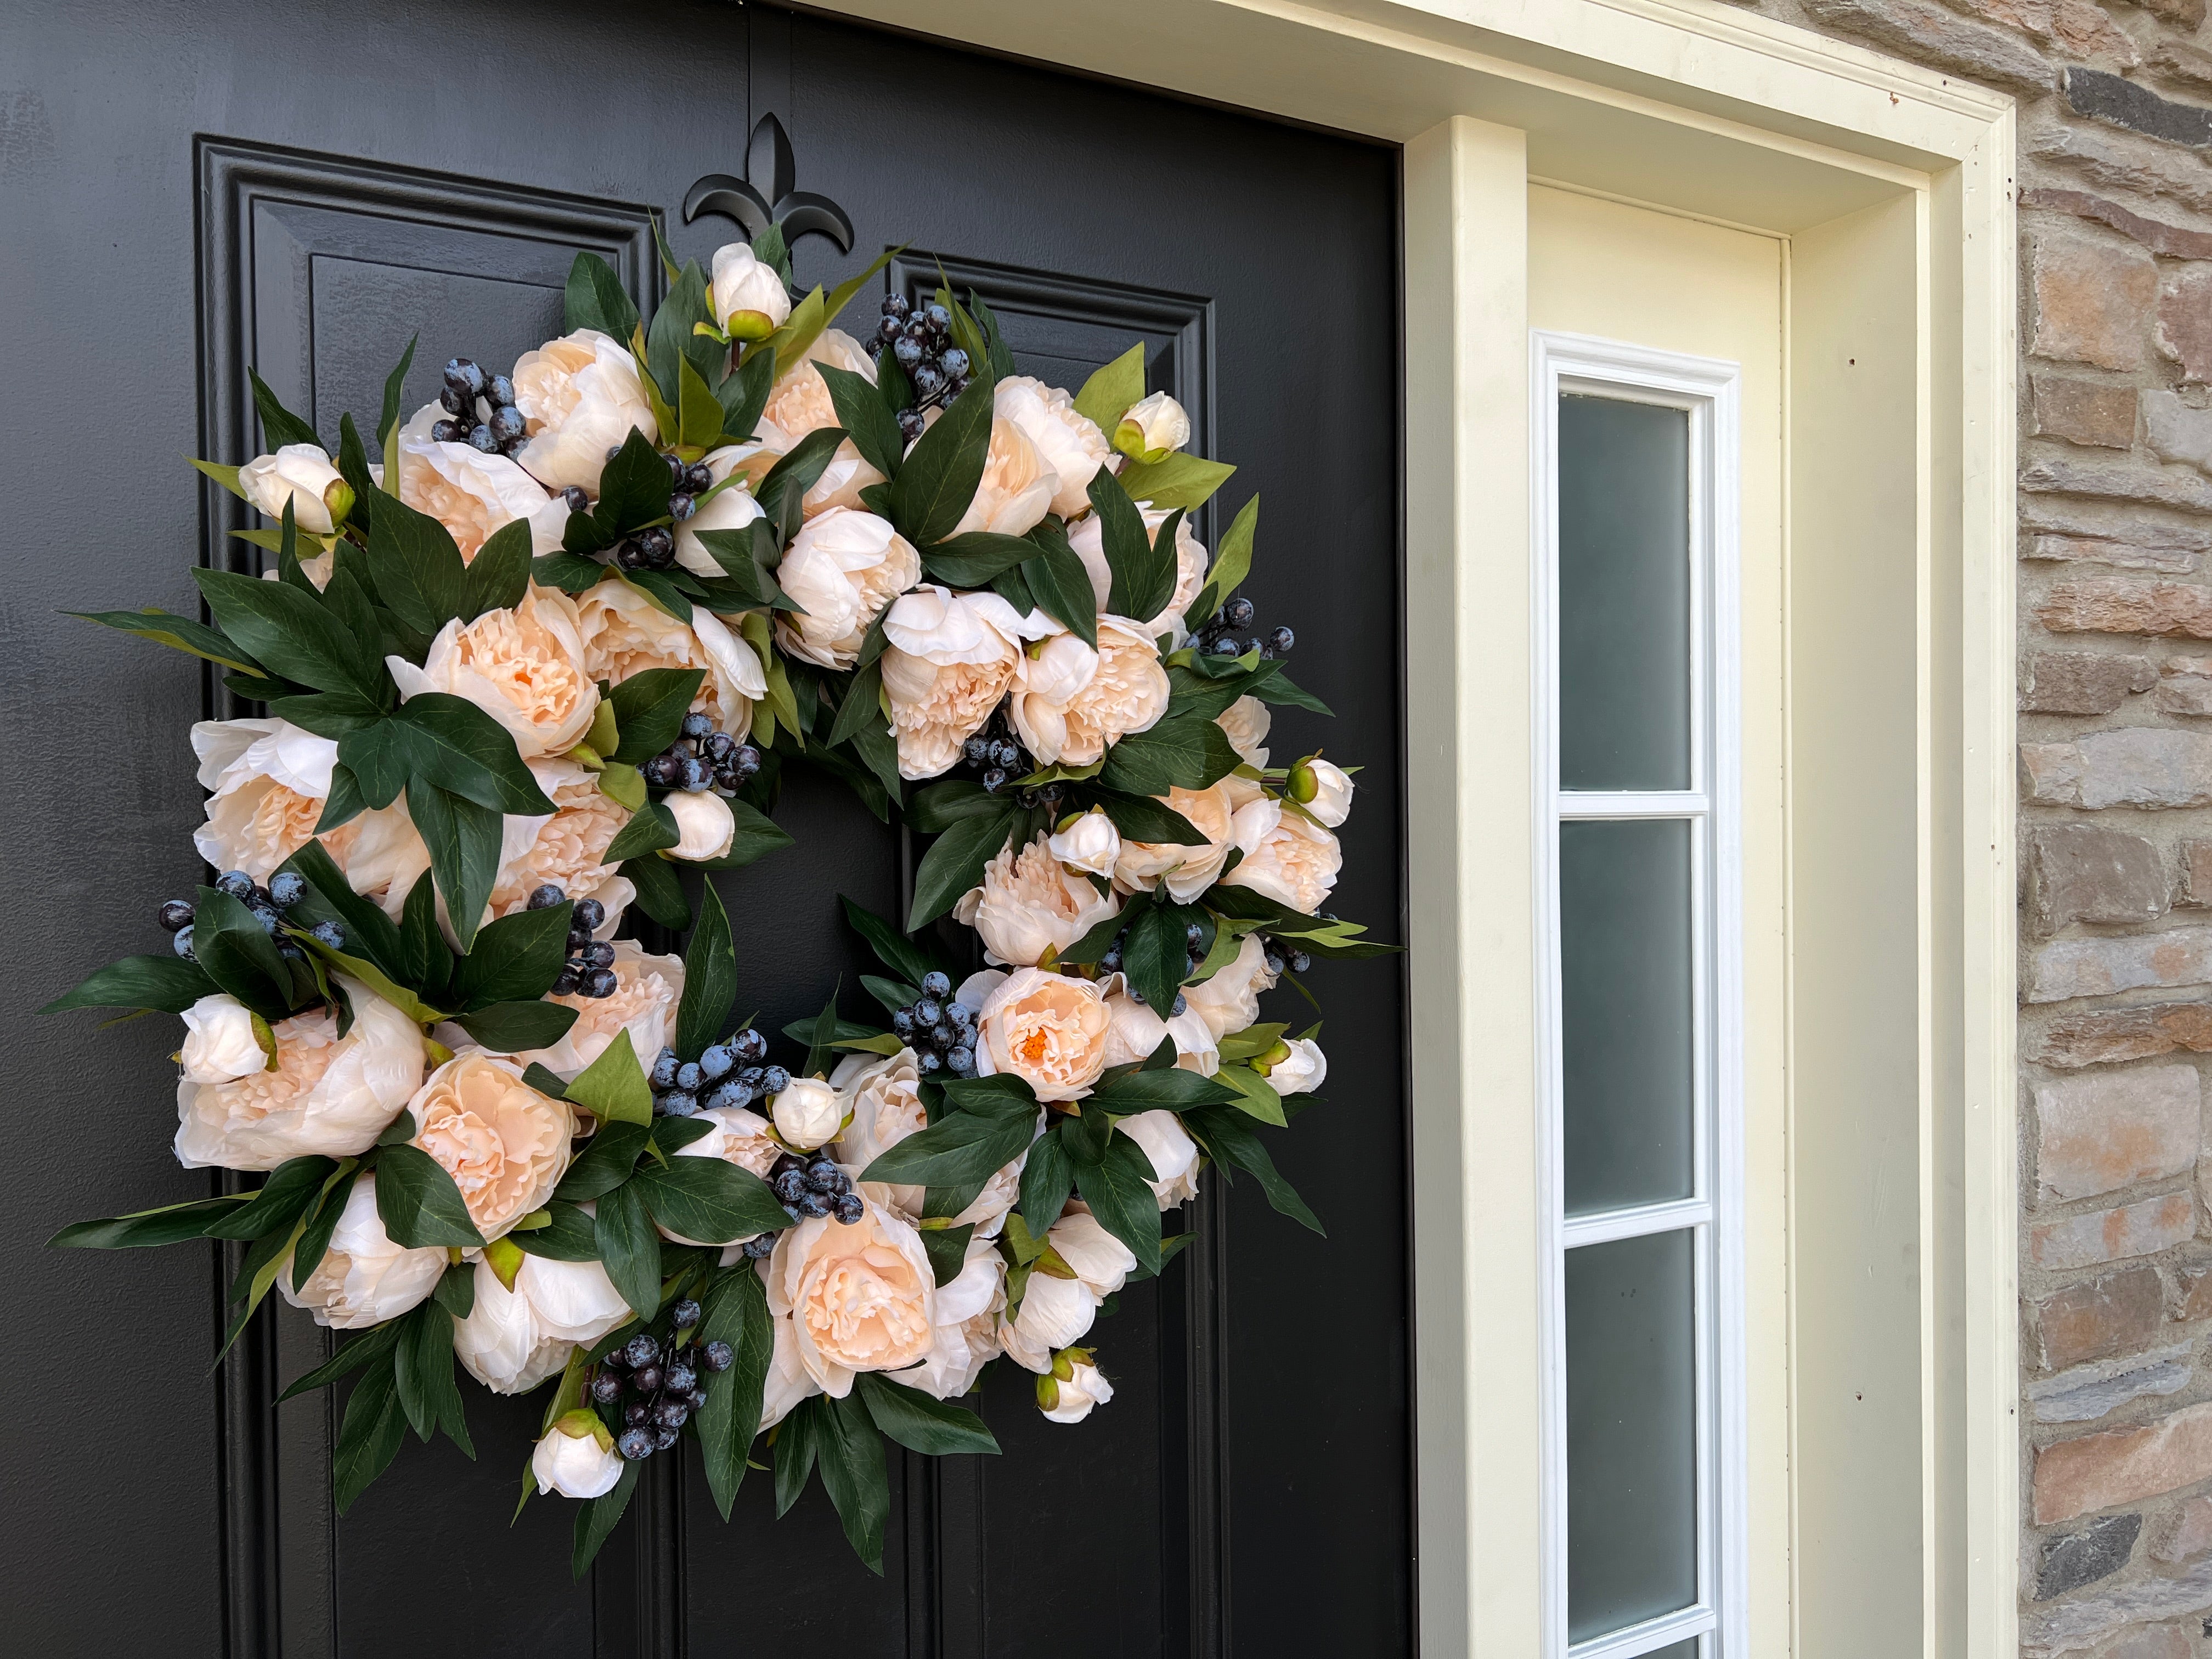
239 444 348 535
771 1076 844 1150
1047 808 1121 878
1266 1036 1327 1096
710 242 794 344
665 789 737 861
1289 757 1353 828
321 476 357 529
1037 1350 1114 1423
532 1408 624 1499
179 993 272 1086
1113 391 1190 465
483 1233 527 1293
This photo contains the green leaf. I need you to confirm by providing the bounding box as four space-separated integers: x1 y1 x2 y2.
676 885 736 1060
675 795 796 872
533 551 609 594
563 251 640 342
1073 343 1146 434
193 566 385 702
570 1459 642 1580
697 1264 774 1519
595 428 675 539
1253 668 1334 717
190 885 298 1022
1020 523 1097 649
840 896 944 989
40 953 216 1015
249 365 320 450
860 1102 1036 1192
819 1392 891 1574
593 1180 663 1319
395 1297 471 1454
825 658 888 752
815 360 903 481
290 1164 362 1291
888 367 997 547
1116 452 1236 514
66 608 268 678
715 341 779 444
757 426 847 535
607 668 707 764
1214 1063 1288 1126
405 784 505 954
857 1371 1000 1455
1092 789 1206 846
552 1120 650 1203
337 695 554 815
449 1000 579 1053
907 804 1023 930
1192 493 1257 618
1183 1107 1324 1234
276 1319 404 1403
775 1394 823 1517
334 1356 409 1515
687 524 792 614
204 1156 338 1240
434 1258 476 1320
512 1199 600 1261
1088 467 1173 622
1118 899 1199 1017
904 780 1011 832
565 1028 656 1128
1017 1125 1075 1235
1097 713 1242 797
190 456 247 499
646 259 721 419
920 532 1042 588
374 1143 486 1249
918 1221 976 1288
360 487 470 637
623 853 692 929
280 843 408 977
1071 1132 1162 1273
603 800 680 864
47 1194 248 1249
633 1158 789 1244
465 519 534 618
376 337 419 461
1090 1065 1240 1112
677 353 728 453
449 900 573 1011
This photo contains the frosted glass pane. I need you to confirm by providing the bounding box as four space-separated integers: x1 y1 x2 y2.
1567 1230 1699 1643
1558 394 1691 791
1561 818 1695 1214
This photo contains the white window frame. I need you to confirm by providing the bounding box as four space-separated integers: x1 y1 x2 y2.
1530 331 1744 1659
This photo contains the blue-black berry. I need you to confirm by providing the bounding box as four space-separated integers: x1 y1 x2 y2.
267 872 306 909
670 1300 701 1331
704 1079 753 1112
659 1089 698 1117
833 1192 865 1224
699 1044 734 1080
618 1427 654 1460
527 884 566 910
584 967 618 998
573 898 605 933
651 1047 680 1091
590 1371 623 1404
734 1029 769 1063
171 926 195 960
921 970 952 999
623 1334 660 1369
216 870 255 900
159 899 195 932
311 921 347 950
703 1340 734 1372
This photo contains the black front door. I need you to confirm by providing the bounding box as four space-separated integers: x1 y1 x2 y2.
0 4 1407 1652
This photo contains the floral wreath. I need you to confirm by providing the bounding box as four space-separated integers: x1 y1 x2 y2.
48 207 1393 1575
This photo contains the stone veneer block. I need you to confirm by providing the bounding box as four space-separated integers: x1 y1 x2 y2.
2032 1065 2200 1198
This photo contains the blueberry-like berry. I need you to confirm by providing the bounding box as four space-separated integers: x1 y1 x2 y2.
703 1340 734 1372
159 899 195 933
652 1425 680 1452
681 712 713 740
216 870 255 900
774 1168 808 1204
655 1398 690 1430
668 492 696 521
561 485 589 514
833 1192 866 1224
675 1061 703 1092
651 1047 680 1091
267 871 306 910
735 1029 769 1063
703 1079 752 1112
1289 950 1312 974
443 357 486 399
896 408 925 442
921 970 952 1000
683 462 714 494
488 405 526 443
670 1299 701 1331
795 1192 832 1220
590 1371 623 1404
804 1162 840 1194
1268 625 1296 653
642 754 682 787
624 1334 660 1369
624 1398 651 1425
941 347 970 379
665 1364 699 1400
552 966 580 996
699 1043 733 1080
918 1049 943 1074
981 766 1007 793
658 1089 698 1118
172 926 196 960
890 1008 915 1037
947 1046 976 1077
581 940 616 971
466 425 500 455
630 1363 664 1396
430 419 462 444
311 920 347 950
882 293 911 320
618 1427 654 1460
893 334 924 370
527 884 566 911
573 898 605 933
761 1065 791 1094
741 1234 776 1259
914 998 942 1028
577 966 614 1000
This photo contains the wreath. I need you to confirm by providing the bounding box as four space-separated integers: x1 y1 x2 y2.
46 209 1392 1575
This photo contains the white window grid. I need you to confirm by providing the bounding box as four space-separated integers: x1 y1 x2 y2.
1529 331 1746 1659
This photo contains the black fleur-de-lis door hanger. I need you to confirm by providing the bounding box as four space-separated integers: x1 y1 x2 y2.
682 113 855 258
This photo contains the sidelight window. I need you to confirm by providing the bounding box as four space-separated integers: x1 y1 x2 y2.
1532 335 1744 1659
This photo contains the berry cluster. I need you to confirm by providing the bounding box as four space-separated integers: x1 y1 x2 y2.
890 970 979 1077
648 1029 783 1118
1195 595 1295 661
1260 936 1313 977
162 869 343 964
769 1150 865 1231
527 887 615 998
876 296 973 443
598 453 719 573
588 1310 734 1463
430 357 529 458
644 712 761 799
959 704 1035 796
1096 921 1205 1015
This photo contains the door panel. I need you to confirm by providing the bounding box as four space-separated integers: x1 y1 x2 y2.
0 3 1405 1653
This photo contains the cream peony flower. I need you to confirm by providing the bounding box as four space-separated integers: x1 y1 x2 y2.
1216 695 1272 768
1222 799 1343 914
684 1105 784 1180
758 1306 821 1431
487 758 633 925
709 242 792 341
953 834 1120 968
879 586 1034 779
512 329 659 494
190 717 347 884
1116 1109 1201 1208
511 940 682 1083
999 1207 1134 1372
1114 390 1192 464
179 995 267 1086
456 1254 630 1393
1048 808 1120 878
889 1237 1007 1400
767 1196 936 1395
1049 616 1169 766
1181 931 1279 1041
763 329 876 437
774 507 921 670
1264 1036 1327 1096
830 1048 1031 1235
673 462 765 580
972 967 1113 1103
174 982 426 1171
533 1415 623 1498
1039 1355 1115 1423
948 414 1058 539
240 444 349 533
278 1173 448 1329
772 1077 844 1152
1100 978 1220 1076
1291 757 1354 828
665 789 736 861
577 578 766 741
1006 628 1096 766
334 802 432 922
408 1053 574 1241
993 376 1111 519
396 404 565 560
1066 501 1207 636
1111 781 1238 903
386 584 599 760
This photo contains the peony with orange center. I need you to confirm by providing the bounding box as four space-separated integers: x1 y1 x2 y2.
972 966 1113 1103
767 1194 938 1395
407 1053 575 1242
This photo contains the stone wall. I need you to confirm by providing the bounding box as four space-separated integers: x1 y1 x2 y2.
1734 0 2212 1647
